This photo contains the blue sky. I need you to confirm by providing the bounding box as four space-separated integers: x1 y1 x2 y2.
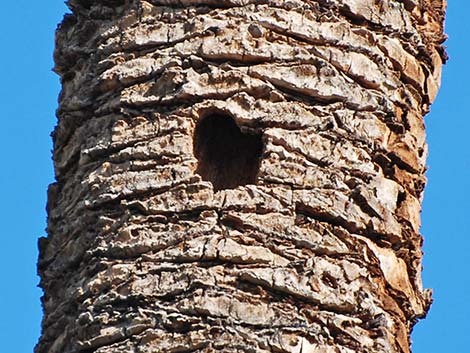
0 2 467 352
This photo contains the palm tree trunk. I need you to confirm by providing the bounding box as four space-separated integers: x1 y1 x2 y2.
37 1 446 352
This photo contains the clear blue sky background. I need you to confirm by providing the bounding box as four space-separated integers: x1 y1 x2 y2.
0 2 467 352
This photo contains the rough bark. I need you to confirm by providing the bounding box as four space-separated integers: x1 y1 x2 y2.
37 0 446 352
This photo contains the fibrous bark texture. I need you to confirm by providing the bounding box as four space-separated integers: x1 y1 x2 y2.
37 1 446 352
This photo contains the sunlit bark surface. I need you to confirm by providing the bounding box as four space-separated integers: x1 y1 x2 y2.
37 0 446 352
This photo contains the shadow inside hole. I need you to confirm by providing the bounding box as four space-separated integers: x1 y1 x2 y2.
193 112 263 191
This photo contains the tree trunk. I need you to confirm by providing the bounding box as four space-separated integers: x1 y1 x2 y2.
37 1 446 352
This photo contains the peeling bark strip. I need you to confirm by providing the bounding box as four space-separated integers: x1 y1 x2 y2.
37 1 445 352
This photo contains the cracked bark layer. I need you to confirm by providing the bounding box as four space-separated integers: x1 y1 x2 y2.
37 0 446 352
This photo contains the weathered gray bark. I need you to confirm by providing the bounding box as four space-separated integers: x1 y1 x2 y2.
37 1 446 352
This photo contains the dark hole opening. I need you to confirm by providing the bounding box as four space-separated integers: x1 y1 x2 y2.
193 112 263 191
